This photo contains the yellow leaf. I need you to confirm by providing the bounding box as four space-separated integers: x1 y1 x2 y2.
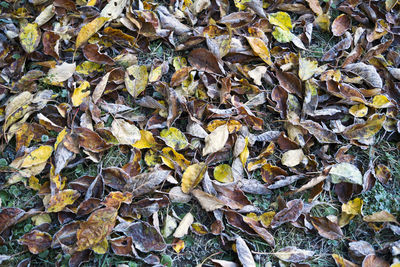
207 119 242 133
371 95 393 108
21 146 53 168
315 13 330 31
214 164 233 183
173 239 185 253
181 163 207 193
125 65 148 98
46 189 80 212
76 61 103 75
77 207 118 251
149 65 163 83
268 12 292 30
272 26 293 43
72 81 91 107
173 56 187 70
19 23 41 53
239 137 249 166
92 238 108 254
144 150 161 167
28 176 41 191
299 57 318 81
54 128 68 150
31 213 52 226
342 198 363 215
160 127 189 151
343 114 386 143
76 17 109 49
349 104 368 117
246 37 273 66
259 211 276 228
332 254 358 267
161 147 190 170
132 130 156 149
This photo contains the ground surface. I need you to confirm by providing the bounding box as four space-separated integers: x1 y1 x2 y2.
1 0 400 266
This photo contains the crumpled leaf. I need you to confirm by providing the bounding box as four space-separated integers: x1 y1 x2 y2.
270 199 303 228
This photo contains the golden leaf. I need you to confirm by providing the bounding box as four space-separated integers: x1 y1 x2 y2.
181 163 207 193
76 17 109 49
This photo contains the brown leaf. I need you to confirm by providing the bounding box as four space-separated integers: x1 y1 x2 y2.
270 199 304 228
19 230 52 254
0 208 25 234
332 14 351 37
120 221 166 252
75 127 112 153
123 170 170 197
276 70 303 98
83 44 114 65
310 216 343 240
243 217 275 247
362 254 389 267
188 48 224 75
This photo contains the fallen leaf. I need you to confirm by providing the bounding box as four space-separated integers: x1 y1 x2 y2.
174 213 194 238
236 236 256 267
181 163 207 193
273 246 314 263
203 124 229 156
76 17 109 49
192 189 225 212
21 146 53 168
329 163 363 185
281 149 305 167
19 230 52 254
111 119 141 145
160 127 189 151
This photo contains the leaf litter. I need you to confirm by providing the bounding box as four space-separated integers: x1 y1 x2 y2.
1 0 400 266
